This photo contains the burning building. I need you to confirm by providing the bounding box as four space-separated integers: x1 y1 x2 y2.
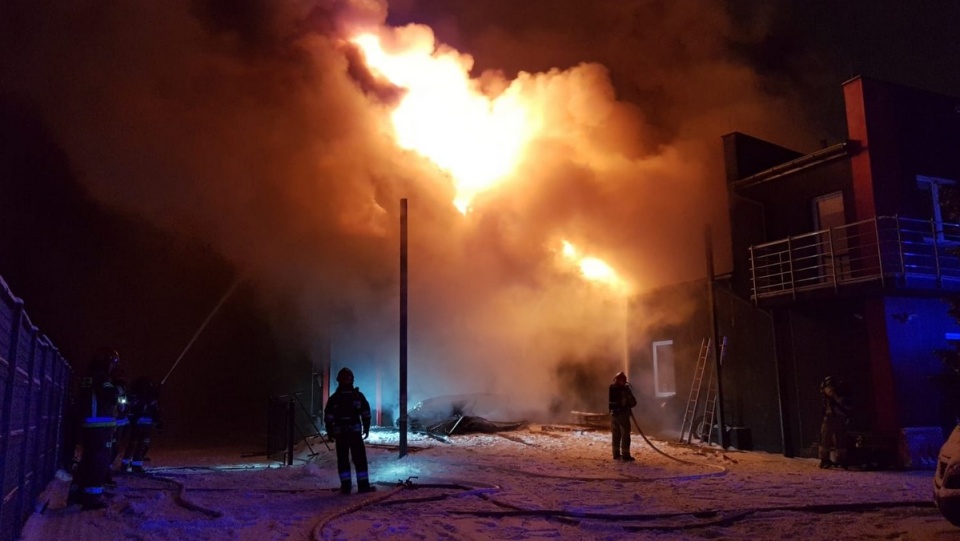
1 0 858 440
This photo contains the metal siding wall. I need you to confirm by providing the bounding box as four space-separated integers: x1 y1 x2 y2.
41 346 56 483
714 287 782 453
0 283 19 541
0 275 73 541
25 340 47 509
52 356 69 478
2 361 27 541
0 286 12 357
16 324 38 532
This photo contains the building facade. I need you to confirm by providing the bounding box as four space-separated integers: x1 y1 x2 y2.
635 77 960 464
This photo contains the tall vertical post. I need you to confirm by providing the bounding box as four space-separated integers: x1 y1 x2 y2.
375 367 382 427
285 398 295 466
622 295 630 378
705 225 728 449
399 198 408 458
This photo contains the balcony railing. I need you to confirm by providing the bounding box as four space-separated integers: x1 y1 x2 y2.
749 216 960 301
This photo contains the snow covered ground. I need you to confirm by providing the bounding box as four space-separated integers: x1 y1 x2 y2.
21 425 955 540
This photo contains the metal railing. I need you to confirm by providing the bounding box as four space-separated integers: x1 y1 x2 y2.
0 275 73 541
749 216 960 301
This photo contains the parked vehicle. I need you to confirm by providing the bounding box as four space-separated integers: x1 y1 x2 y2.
935 425 960 526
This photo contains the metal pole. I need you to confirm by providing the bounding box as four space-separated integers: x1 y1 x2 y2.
623 296 630 378
286 398 295 466
376 366 382 427
399 199 408 458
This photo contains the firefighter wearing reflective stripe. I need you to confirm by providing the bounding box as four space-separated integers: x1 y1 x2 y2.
609 371 637 462
109 369 130 479
324 367 373 494
70 348 120 510
123 375 161 473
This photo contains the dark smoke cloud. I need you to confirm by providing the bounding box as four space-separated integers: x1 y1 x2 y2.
1 0 826 420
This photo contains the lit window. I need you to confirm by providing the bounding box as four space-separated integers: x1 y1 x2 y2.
652 340 676 398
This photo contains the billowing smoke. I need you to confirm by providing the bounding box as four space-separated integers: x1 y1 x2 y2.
1 0 816 422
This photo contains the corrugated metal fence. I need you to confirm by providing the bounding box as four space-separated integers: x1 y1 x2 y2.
0 275 73 541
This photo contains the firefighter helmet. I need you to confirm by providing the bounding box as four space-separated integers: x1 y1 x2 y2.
91 348 120 375
336 367 355 385
97 348 120 364
613 371 627 385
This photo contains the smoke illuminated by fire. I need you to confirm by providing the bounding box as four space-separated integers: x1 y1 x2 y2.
351 28 535 213
0 0 820 427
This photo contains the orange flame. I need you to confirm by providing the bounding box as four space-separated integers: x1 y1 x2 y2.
351 28 535 213
561 240 626 292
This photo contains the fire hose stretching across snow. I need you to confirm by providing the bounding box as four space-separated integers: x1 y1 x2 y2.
448 499 936 531
629 411 729 471
129 443 934 537
303 471 934 535
143 473 223 518
122 417 938 536
306 417 937 535
134 468 933 536
304 421 736 538
309 482 408 540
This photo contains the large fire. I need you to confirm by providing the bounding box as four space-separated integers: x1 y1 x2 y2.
561 240 626 292
351 28 536 214
351 25 628 290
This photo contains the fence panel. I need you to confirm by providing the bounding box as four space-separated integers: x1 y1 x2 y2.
0 275 73 541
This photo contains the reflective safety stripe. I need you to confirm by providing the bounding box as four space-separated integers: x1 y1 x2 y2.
137 417 153 425
121 459 130 465
132 461 143 466
339 471 352 481
83 417 117 428
116 418 130 426
83 487 104 494
356 471 368 480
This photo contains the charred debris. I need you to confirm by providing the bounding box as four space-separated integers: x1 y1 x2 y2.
407 393 605 440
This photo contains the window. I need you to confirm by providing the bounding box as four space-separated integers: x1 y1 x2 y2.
812 191 845 230
917 175 958 242
652 340 676 398
812 191 847 280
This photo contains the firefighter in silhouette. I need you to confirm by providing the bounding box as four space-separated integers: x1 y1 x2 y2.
122 375 162 474
69 348 120 510
324 367 374 494
609 371 638 461
819 375 852 469
108 367 130 481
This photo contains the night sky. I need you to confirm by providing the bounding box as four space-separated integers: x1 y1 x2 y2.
1 0 958 445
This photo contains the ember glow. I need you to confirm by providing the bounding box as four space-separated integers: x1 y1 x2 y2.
351 29 536 213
